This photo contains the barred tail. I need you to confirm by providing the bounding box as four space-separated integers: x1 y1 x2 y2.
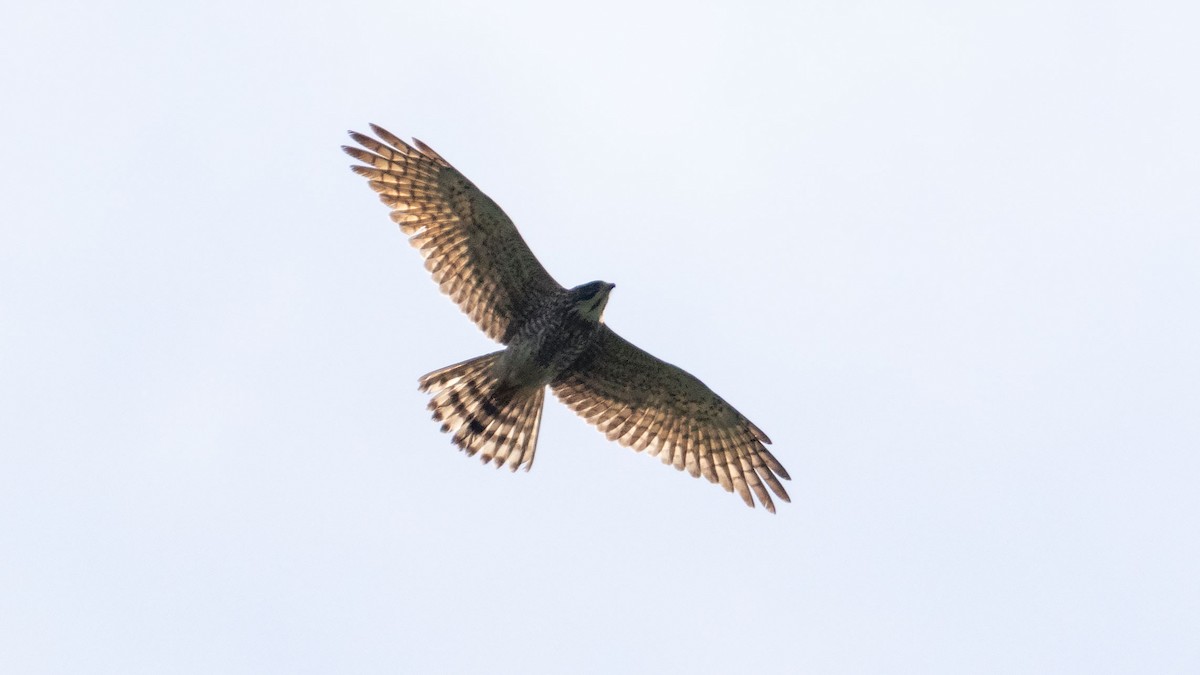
417 352 545 472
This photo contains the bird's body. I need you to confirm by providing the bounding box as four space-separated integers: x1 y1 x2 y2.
497 282 611 387
343 125 792 511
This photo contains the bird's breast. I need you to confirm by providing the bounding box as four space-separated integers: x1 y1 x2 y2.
496 309 601 388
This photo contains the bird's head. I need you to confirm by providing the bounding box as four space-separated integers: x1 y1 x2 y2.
569 281 615 322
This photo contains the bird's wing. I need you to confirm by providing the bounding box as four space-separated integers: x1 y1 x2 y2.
343 125 564 343
551 327 790 512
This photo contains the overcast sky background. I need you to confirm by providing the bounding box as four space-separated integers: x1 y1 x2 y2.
2 1 1198 673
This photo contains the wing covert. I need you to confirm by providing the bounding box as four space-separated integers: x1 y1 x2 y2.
343 125 563 343
551 327 791 512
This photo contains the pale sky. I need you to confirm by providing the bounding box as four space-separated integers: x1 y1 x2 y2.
2 1 1198 673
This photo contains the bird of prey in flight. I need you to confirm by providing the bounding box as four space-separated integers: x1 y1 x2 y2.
342 125 791 511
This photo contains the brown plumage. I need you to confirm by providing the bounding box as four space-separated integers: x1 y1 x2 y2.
419 352 545 472
343 124 791 512
553 330 790 511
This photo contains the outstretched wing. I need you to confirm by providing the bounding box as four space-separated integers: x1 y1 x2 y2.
551 327 791 512
343 125 564 343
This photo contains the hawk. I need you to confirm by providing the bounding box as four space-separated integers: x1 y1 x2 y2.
343 125 791 512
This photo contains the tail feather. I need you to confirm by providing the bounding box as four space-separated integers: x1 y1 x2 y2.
418 352 545 472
